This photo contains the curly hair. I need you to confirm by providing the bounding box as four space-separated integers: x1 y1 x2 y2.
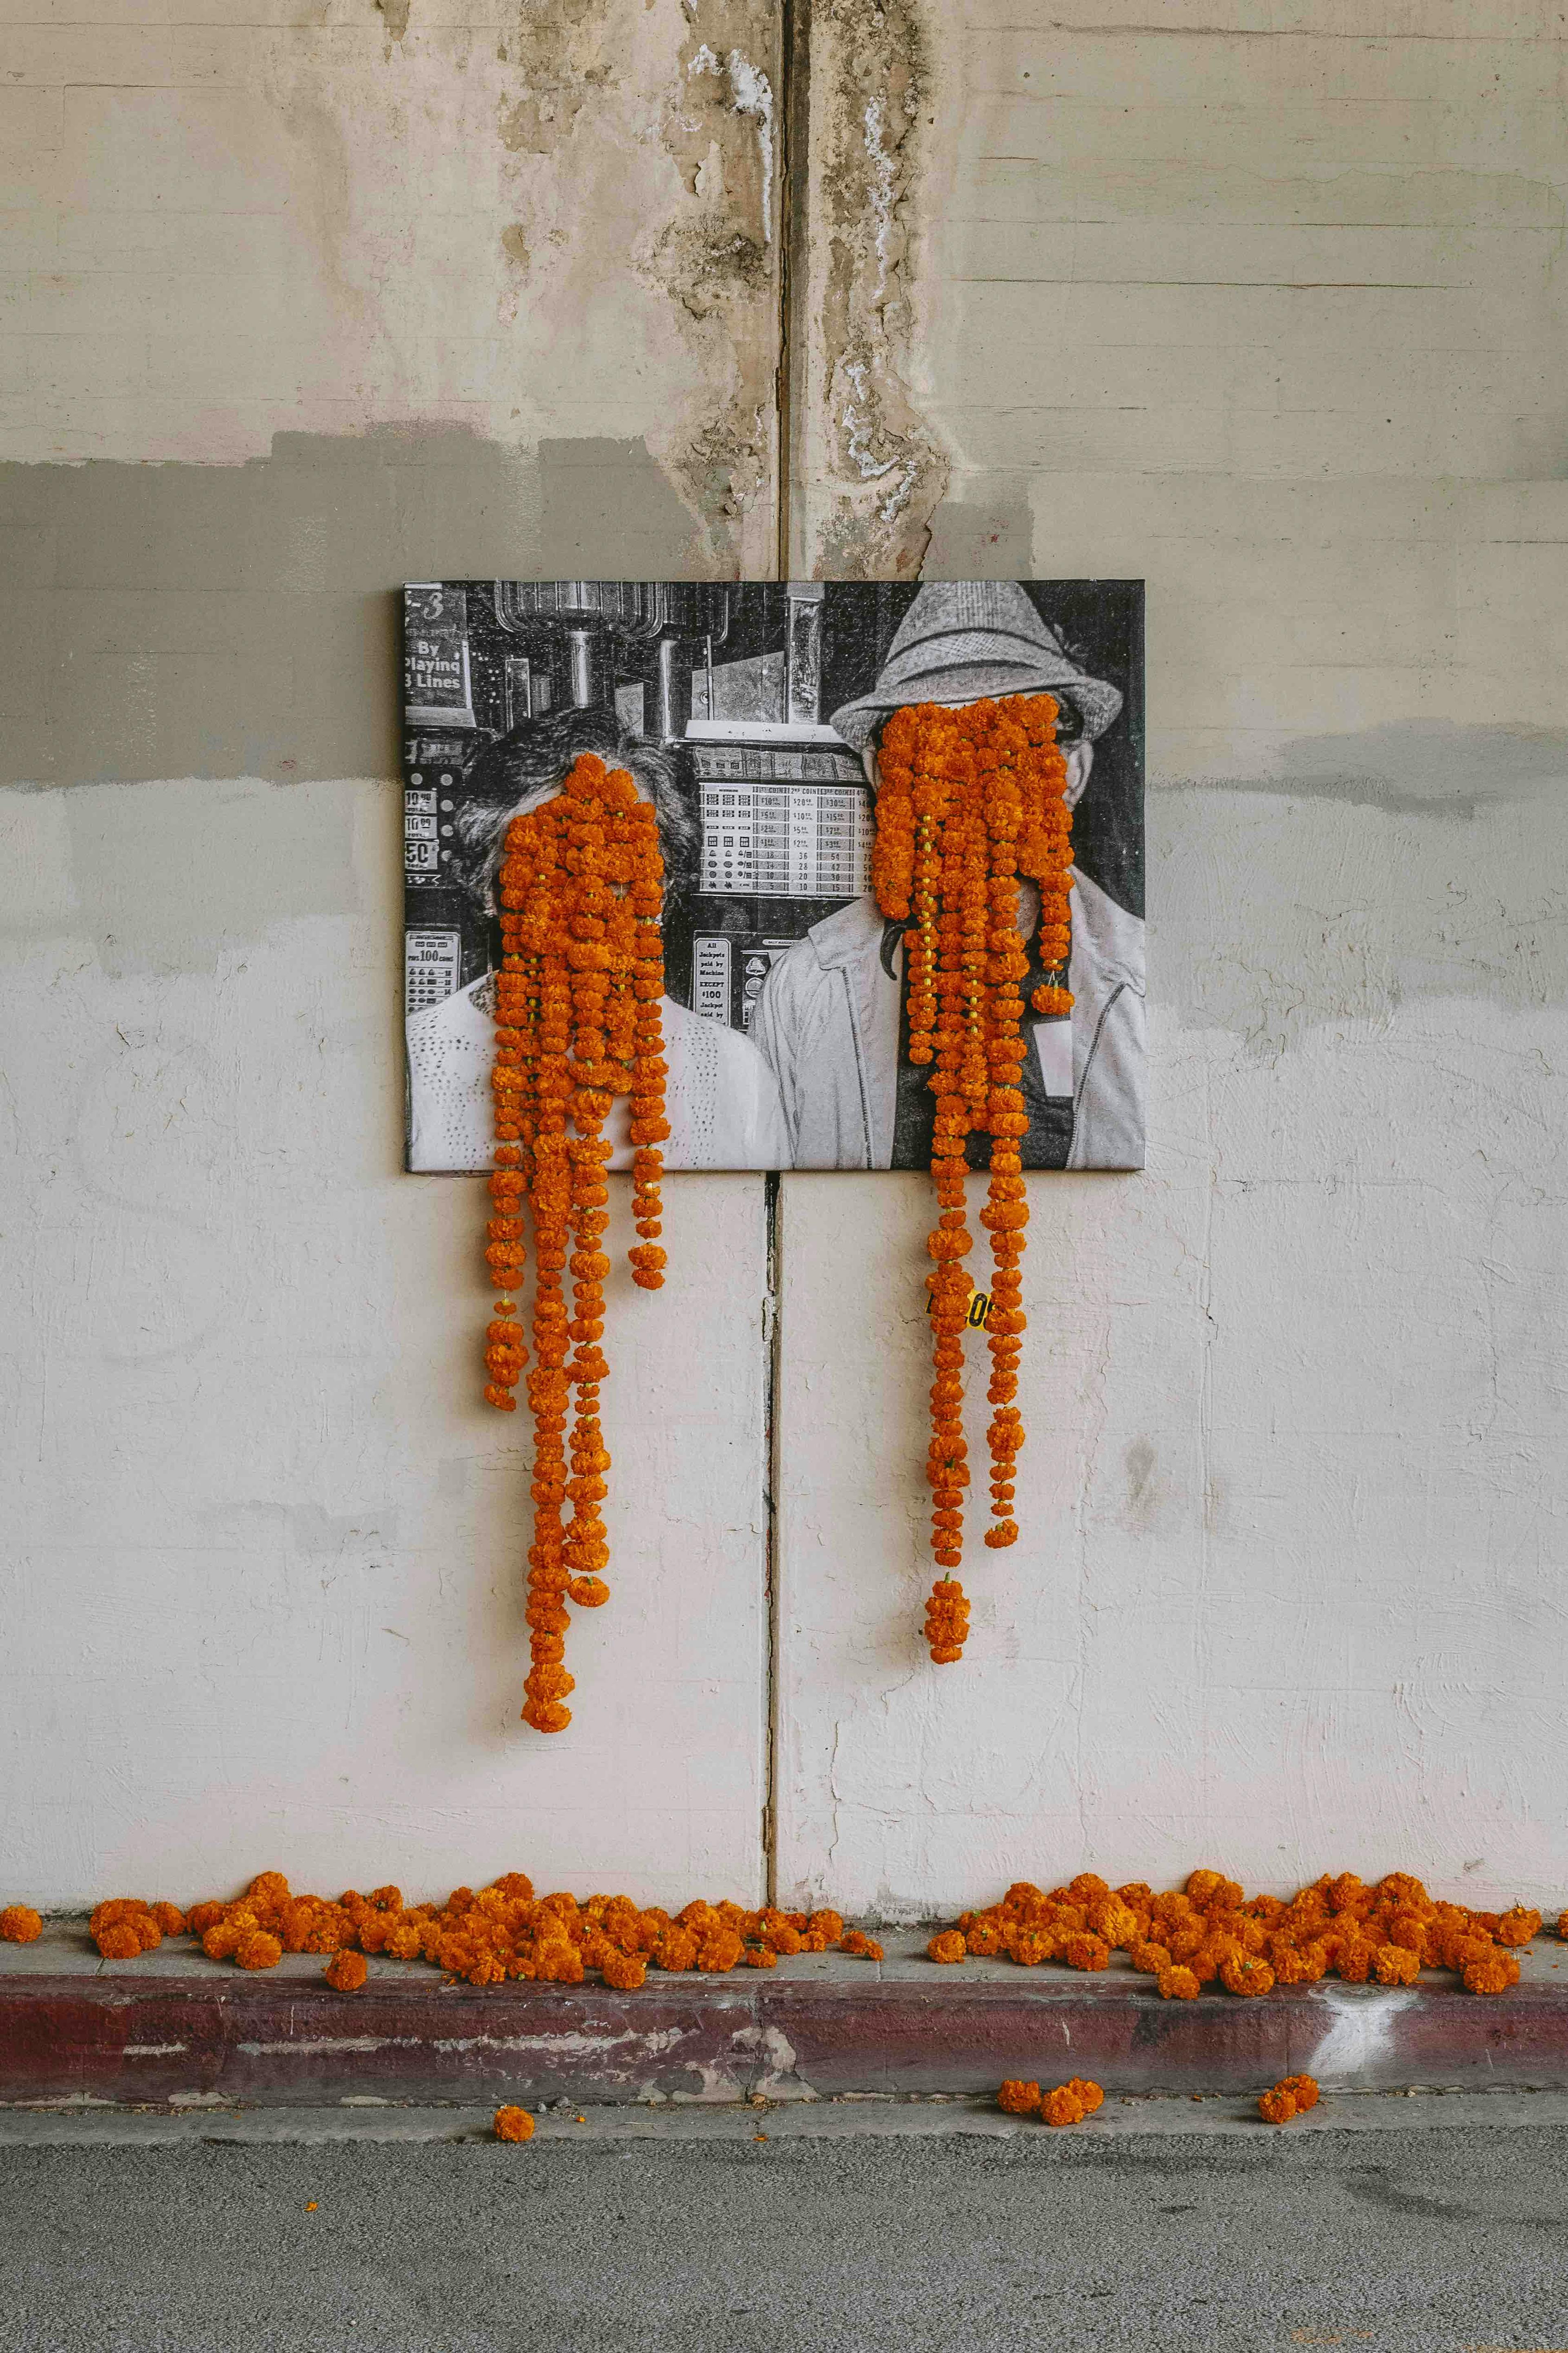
445 707 701 912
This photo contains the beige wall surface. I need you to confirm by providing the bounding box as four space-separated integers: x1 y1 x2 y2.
2 0 1566 1910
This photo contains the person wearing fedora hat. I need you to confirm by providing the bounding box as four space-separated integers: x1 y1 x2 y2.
751 582 1145 1171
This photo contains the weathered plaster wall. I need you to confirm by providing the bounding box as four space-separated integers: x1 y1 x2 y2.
0 0 784 1905
777 0 1568 1910
0 774 772 1904
3 0 1566 1913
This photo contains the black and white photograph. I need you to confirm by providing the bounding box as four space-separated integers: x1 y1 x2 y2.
403 580 1145 1173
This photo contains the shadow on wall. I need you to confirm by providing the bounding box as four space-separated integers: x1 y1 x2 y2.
0 426 704 789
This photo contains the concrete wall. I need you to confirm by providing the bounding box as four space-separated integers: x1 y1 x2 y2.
3 0 1566 1911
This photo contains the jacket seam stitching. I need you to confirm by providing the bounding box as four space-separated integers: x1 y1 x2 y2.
841 966 876 1166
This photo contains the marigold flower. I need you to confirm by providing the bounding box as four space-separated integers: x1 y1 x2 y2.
1060 1932 1110 1973
0 1906 42 1945
1219 1953 1274 1998
871 698 1072 1634
494 2105 535 2143
1258 2087 1299 2125
1157 1965 1200 2001
235 1930 283 1971
1373 1943 1421 1987
324 1949 368 1992
1463 1954 1521 1995
601 1952 647 1991
1496 1906 1543 1948
1278 2074 1319 2111
1042 2085 1089 2127
486 759 672 1732
997 2079 1042 2116
928 1930 967 1964
839 1931 883 1960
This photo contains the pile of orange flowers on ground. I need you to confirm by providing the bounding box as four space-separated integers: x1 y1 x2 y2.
871 694 1073 1664
1258 2073 1319 2124
928 1869 1547 1997
71 1874 884 1989
482 753 669 1734
998 2075 1105 2127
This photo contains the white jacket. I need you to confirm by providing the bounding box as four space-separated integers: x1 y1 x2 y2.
406 976 794 1173
752 872 1146 1171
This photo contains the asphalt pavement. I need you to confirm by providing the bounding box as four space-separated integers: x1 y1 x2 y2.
4 2107 1568 2352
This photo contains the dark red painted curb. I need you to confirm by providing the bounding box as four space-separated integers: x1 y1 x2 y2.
5 1969 1568 2108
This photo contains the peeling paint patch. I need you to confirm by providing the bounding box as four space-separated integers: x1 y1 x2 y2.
648 2 782 566
497 0 613 156
237 2037 421 2057
430 2028 685 2059
803 0 948 576
374 0 410 43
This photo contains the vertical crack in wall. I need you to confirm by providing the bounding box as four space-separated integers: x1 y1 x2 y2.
648 0 785 571
797 0 948 577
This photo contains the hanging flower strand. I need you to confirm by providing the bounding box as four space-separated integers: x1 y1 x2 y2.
872 695 1073 1665
485 752 668 1733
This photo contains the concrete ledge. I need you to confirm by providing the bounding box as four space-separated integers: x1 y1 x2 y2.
5 1926 1568 2110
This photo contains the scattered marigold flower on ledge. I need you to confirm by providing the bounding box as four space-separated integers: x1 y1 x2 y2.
494 2105 535 2144
928 1930 967 1964
1219 1953 1274 1998
1463 1953 1520 1995
1158 1965 1200 2001
0 1906 42 1945
997 2079 1042 2116
934 1869 1552 2004
839 1931 883 1961
89 1899 164 1959
235 1931 283 1972
1279 2074 1319 2112
325 1950 368 1993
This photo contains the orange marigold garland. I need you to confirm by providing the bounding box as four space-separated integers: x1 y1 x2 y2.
484 753 668 1733
872 694 1073 1662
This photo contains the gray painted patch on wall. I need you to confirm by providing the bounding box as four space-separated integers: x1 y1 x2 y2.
0 428 702 789
1153 742 1568 1037
1168 723 1568 819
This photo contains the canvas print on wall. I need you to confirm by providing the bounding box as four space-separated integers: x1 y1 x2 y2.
403 580 1145 1173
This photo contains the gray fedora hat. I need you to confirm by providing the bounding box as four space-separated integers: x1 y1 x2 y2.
829 581 1123 753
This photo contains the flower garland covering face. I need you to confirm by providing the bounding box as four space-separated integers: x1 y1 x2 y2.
871 695 1073 1665
483 753 669 1733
